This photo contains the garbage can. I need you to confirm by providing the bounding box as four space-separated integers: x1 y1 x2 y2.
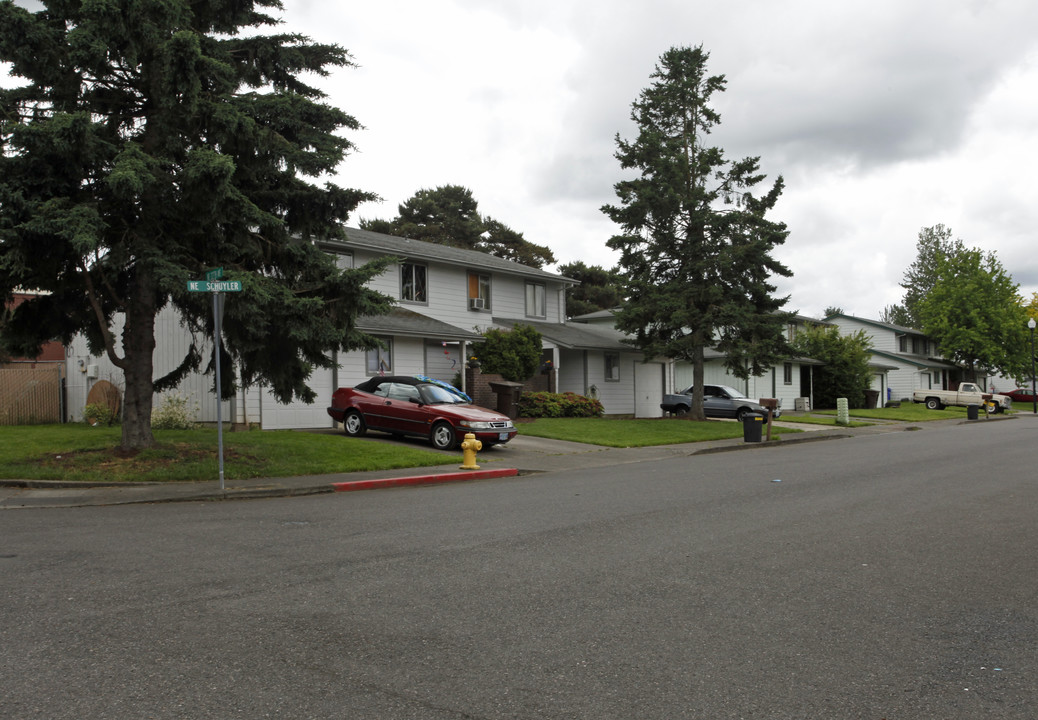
966 404 979 420
487 380 524 419
742 413 763 442
864 389 880 409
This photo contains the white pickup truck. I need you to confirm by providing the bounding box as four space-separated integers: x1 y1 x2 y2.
913 382 1012 412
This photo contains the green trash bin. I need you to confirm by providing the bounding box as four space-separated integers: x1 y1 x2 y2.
742 413 763 442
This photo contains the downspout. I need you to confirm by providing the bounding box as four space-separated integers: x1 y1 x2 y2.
460 340 468 394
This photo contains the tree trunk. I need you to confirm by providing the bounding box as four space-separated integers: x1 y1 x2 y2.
690 343 706 420
120 267 158 451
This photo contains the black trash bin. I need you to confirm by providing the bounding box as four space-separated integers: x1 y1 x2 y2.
966 404 979 420
742 413 763 442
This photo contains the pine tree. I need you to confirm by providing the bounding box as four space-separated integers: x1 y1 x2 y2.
0 0 392 449
602 46 793 419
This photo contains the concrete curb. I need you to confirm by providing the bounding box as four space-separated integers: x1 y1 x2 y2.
332 468 519 492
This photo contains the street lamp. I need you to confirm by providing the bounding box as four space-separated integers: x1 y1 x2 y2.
1029 317 1037 415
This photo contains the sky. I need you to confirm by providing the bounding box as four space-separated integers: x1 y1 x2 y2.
277 0 1038 320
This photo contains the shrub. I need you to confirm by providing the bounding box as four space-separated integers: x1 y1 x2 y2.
151 393 200 430
83 402 118 426
471 324 542 381
519 391 604 418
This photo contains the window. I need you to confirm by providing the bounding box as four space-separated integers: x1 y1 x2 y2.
786 323 797 342
898 335 908 352
605 353 620 382
366 336 392 375
468 272 491 311
525 282 546 318
332 251 354 269
401 262 427 303
783 362 793 385
912 336 924 354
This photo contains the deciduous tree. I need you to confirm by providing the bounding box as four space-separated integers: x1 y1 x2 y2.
0 0 392 450
361 185 556 268
602 46 793 419
791 325 873 409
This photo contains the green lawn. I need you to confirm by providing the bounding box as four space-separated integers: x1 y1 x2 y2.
516 416 801 447
0 424 455 483
812 404 967 422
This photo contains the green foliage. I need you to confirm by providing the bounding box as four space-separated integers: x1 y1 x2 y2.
360 185 556 268
0 1 392 449
898 224 960 328
601 46 793 419
879 304 913 327
916 244 1029 381
472 324 542 381
558 261 623 318
791 325 873 409
151 393 199 430
83 403 118 427
519 391 604 418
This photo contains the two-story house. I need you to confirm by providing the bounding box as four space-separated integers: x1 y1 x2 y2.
66 227 660 428
824 313 961 403
572 310 826 412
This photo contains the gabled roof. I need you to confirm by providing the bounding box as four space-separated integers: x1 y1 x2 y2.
357 307 482 342
824 312 926 336
493 318 632 352
868 349 958 370
322 227 577 285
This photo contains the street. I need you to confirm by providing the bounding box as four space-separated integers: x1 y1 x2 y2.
2 417 1036 718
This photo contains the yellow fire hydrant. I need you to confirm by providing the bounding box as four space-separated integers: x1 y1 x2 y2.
459 432 482 470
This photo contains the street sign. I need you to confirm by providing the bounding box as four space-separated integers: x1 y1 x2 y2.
205 267 224 281
187 280 242 292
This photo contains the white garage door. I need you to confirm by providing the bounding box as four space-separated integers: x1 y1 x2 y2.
260 365 336 430
635 362 664 418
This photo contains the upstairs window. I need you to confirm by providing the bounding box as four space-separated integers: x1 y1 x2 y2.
332 251 354 269
525 282 546 318
401 262 427 303
468 272 491 311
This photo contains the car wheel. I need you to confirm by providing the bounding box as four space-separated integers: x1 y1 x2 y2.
736 408 750 422
430 422 457 451
343 410 366 437
674 406 689 417
924 398 942 411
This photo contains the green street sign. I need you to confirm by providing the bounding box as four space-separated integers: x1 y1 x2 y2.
205 267 224 281
187 280 242 292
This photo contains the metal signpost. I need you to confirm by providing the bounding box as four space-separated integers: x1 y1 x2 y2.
187 268 241 491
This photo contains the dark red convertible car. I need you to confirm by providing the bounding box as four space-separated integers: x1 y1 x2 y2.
327 375 517 450
1001 387 1036 404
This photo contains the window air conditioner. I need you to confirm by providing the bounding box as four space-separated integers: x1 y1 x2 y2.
469 298 485 310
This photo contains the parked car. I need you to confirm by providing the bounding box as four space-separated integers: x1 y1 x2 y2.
660 384 781 420
1001 387 1036 404
327 375 517 450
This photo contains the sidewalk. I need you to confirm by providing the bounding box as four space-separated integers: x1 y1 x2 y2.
0 415 1012 509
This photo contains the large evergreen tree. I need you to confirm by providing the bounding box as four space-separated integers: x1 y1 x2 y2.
361 185 557 268
0 0 393 450
602 46 793 420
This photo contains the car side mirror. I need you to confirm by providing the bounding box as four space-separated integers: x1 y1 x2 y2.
408 397 424 406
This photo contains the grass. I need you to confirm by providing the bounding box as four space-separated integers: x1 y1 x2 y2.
0 424 456 483
812 403 967 422
516 416 801 447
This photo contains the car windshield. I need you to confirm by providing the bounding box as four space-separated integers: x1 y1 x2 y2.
419 384 466 404
717 385 747 399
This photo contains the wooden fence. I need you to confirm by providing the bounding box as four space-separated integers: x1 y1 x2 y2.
0 363 66 425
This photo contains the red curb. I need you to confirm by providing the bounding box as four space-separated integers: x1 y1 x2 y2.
332 468 519 492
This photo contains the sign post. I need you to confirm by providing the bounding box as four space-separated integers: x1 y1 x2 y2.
188 272 242 491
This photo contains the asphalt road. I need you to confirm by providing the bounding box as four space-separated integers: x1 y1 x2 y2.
2 417 1036 718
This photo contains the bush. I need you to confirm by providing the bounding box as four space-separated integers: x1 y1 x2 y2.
83 402 118 426
471 324 542 381
151 393 199 430
519 391 604 418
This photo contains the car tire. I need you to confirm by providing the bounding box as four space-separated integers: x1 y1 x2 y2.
674 406 689 417
430 422 457 451
924 398 942 411
343 410 366 437
736 408 751 422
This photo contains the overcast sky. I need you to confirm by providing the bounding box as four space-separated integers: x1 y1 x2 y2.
278 0 1038 320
